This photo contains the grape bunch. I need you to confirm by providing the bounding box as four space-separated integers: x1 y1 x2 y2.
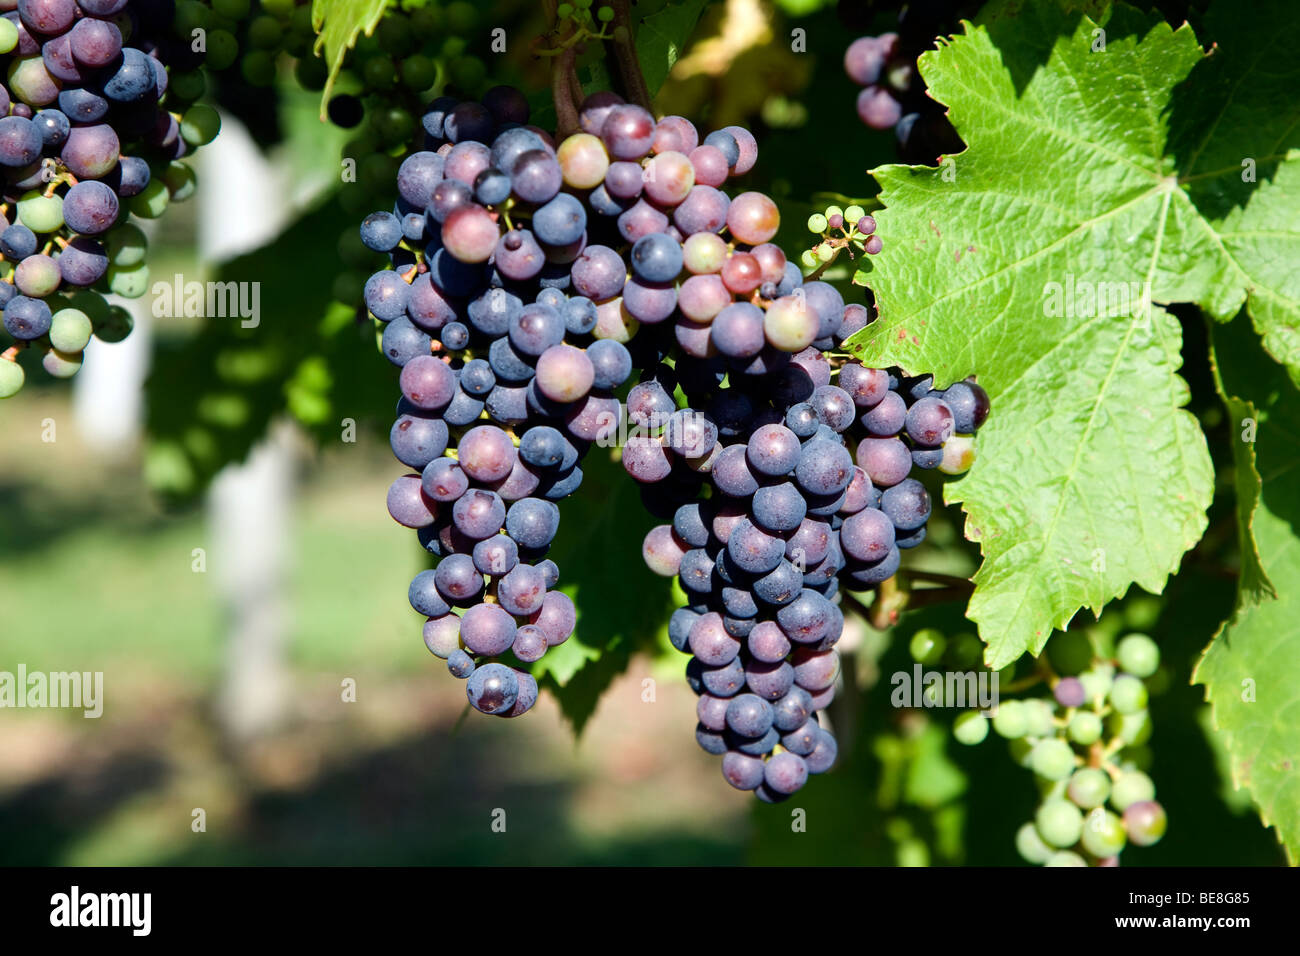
842 2 968 164
362 81 990 797
640 355 989 799
0 0 218 399
799 201 882 273
951 633 1169 866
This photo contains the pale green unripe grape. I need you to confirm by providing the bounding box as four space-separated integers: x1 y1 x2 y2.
1022 699 1056 738
1068 710 1103 745
824 204 843 219
806 213 828 233
49 309 93 353
17 191 64 233
1066 767 1110 808
1109 674 1148 714
843 204 865 224
946 632 983 668
181 105 222 147
992 699 1028 738
42 348 83 378
9 56 60 106
953 711 989 745
1116 633 1160 677
1110 769 1155 810
130 179 170 219
682 232 727 274
108 263 149 298
1036 798 1084 847
557 2 574 17
241 50 276 87
597 5 614 22
799 249 818 269
106 224 148 268
169 70 206 102
1047 629 1094 675
815 243 835 263
1080 808 1127 857
1123 800 1167 846
1078 662 1114 701
204 30 239 71
174 0 212 32
164 162 198 202
1030 738 1076 781
211 0 249 19
0 359 24 398
0 16 17 54
92 305 134 343
909 627 946 664
1008 737 1034 768
260 0 295 18
1015 821 1053 863
248 15 283 49
938 434 975 474
1045 850 1088 867
1108 709 1151 746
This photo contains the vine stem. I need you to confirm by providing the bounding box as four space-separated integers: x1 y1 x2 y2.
552 45 581 138
897 569 974 592
608 0 653 111
2 346 19 362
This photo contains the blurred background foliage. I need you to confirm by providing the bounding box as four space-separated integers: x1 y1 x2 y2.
0 0 1284 865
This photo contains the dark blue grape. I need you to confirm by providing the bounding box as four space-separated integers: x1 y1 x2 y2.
361 211 403 252
532 192 587 246
440 321 469 349
381 315 431 366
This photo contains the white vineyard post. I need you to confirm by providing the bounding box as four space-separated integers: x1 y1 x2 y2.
200 112 297 741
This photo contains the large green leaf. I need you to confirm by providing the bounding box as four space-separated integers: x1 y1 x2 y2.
1168 0 1300 383
845 2 1256 667
1195 315 1300 863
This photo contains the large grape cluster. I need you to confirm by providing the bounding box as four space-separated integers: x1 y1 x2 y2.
362 80 991 803
0 0 218 398
952 633 1169 865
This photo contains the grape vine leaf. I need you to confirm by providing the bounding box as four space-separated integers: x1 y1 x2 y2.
844 2 1278 667
1207 322 1275 607
636 0 710 97
311 0 391 115
1195 315 1300 864
145 195 390 500
532 448 676 734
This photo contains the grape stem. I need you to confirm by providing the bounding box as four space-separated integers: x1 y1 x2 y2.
2 346 20 362
607 0 653 111
552 45 582 138
898 569 974 591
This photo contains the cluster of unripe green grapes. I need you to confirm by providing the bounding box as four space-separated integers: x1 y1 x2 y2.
173 0 315 85
801 202 882 272
945 632 1168 866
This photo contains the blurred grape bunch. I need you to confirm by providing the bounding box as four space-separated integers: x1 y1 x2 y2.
0 0 219 400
